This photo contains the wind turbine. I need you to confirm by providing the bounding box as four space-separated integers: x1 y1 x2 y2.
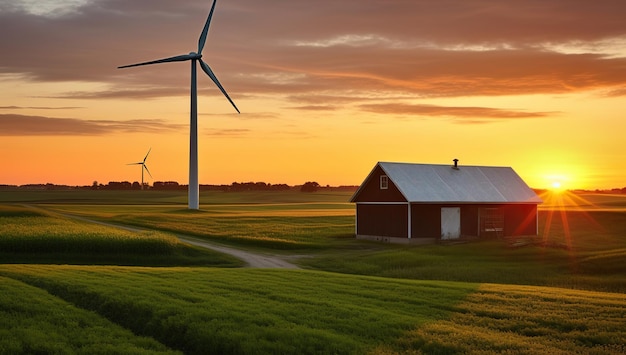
118 0 239 209
128 148 153 190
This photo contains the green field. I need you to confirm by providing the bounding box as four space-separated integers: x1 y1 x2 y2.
0 205 243 267
1 190 625 353
2 266 625 354
23 190 626 292
0 275 178 354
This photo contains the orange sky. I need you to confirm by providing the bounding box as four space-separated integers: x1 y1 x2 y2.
1 0 625 190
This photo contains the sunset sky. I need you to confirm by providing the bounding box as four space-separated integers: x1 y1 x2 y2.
1 0 625 189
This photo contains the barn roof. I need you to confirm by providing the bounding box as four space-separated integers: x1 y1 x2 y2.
351 162 542 204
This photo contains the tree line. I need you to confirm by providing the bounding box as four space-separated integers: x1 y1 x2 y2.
3 183 626 194
1 181 359 193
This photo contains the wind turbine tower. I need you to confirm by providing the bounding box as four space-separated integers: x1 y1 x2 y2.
128 148 152 190
118 0 239 209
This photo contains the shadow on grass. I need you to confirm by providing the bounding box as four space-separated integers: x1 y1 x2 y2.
0 247 245 268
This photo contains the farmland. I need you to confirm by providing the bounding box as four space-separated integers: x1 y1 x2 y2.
1 189 626 353
0 204 243 267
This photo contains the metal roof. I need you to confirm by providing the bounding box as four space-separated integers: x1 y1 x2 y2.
353 162 542 203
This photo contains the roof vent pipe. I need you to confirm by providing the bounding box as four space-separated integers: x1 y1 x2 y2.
452 159 459 170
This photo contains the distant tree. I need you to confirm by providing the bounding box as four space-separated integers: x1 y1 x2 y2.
300 181 320 193
105 181 132 190
271 183 291 191
153 181 181 190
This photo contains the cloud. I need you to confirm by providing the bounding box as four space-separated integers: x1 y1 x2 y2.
203 128 250 137
286 105 337 111
47 87 187 100
286 94 378 106
359 103 557 124
0 114 185 136
288 34 396 48
1 0 626 101
10 0 91 17
201 127 313 139
603 86 626 97
259 47 626 98
199 112 280 121
0 105 83 110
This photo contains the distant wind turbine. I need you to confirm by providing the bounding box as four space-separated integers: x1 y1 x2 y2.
128 148 152 190
118 0 239 209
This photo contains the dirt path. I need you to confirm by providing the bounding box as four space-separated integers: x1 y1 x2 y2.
174 235 300 269
31 206 301 269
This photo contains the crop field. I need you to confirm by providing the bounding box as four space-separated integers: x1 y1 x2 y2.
302 209 626 293
1 190 626 353
0 275 177 354
26 191 626 292
25 191 355 250
43 207 355 250
1 266 625 354
0 205 243 267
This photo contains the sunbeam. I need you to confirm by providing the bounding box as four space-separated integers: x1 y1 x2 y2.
538 189 608 272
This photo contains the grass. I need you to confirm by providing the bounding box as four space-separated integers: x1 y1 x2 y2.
1 265 625 354
1 191 626 353
35 193 626 292
0 190 188 204
0 266 474 354
0 189 354 205
41 203 355 250
0 205 243 267
300 210 626 293
0 275 179 354
388 283 626 354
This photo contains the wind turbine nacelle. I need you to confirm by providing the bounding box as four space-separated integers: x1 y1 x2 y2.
189 52 202 59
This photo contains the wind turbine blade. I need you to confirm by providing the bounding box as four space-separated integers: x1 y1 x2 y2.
199 59 240 113
143 148 151 163
127 162 142 165
198 0 217 54
143 164 153 179
118 54 194 69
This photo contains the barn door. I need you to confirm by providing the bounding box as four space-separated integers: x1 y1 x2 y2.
441 207 461 239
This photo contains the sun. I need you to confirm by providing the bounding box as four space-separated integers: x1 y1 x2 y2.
543 172 571 192
549 180 567 194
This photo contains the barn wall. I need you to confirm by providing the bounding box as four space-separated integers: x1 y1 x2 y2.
352 165 406 202
355 203 537 240
356 203 408 238
410 204 480 238
476 204 538 237
461 205 480 236
410 204 439 238
502 204 538 236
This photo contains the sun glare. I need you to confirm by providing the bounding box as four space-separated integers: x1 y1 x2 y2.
543 171 574 192
538 187 602 273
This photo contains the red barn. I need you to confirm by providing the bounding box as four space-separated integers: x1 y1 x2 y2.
350 161 542 243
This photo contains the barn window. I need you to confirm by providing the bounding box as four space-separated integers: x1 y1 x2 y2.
380 175 388 189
